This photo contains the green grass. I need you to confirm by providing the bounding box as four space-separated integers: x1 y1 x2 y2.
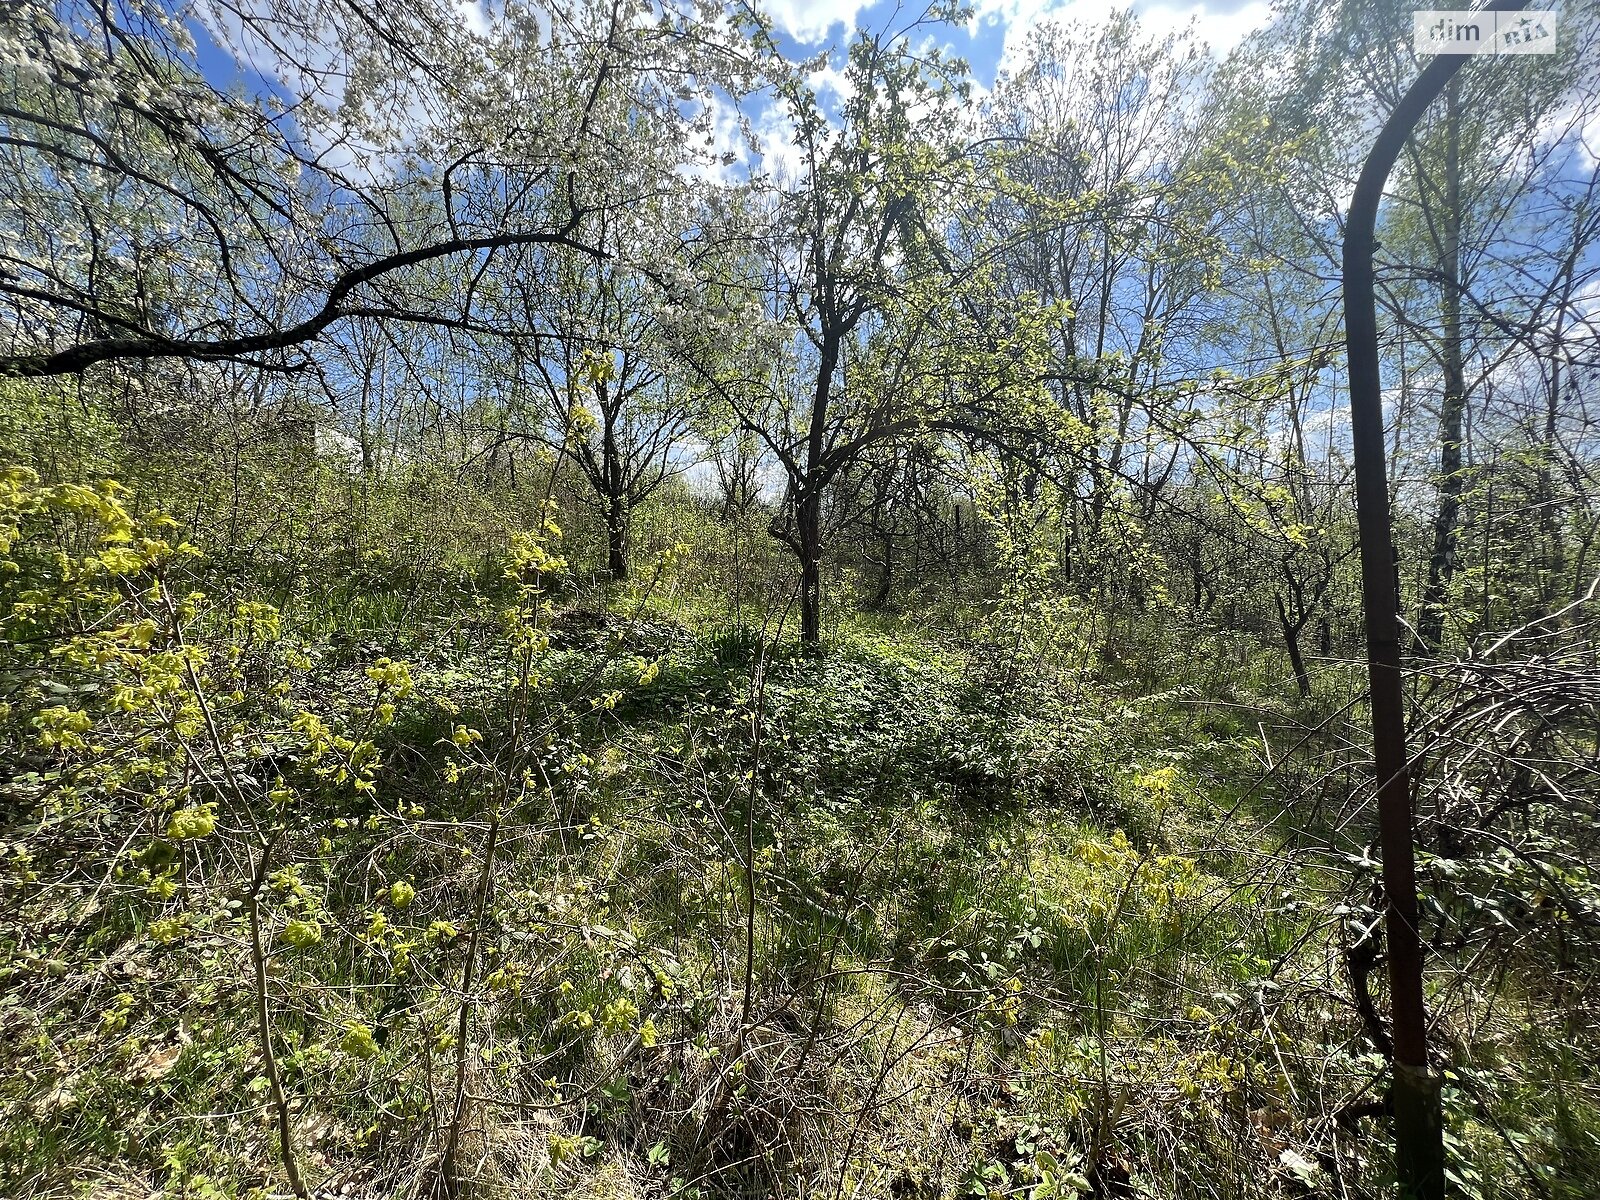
2 575 1595 1200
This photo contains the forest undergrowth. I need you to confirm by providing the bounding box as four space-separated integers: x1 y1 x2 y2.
1 441 1595 1200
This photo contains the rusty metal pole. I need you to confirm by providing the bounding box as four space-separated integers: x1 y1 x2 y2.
1341 5 1525 1196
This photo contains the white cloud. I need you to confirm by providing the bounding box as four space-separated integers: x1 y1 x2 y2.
676 90 748 184
758 0 864 44
1141 0 1272 52
1572 276 1600 320
454 0 492 37
977 0 1272 78
807 61 855 105
749 101 806 182
754 0 1275 63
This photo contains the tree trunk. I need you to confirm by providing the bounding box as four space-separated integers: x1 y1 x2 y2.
1540 351 1567 613
797 489 822 643
1418 78 1466 653
868 532 893 611
1275 592 1313 699
796 332 838 646
605 491 628 581
602 401 628 581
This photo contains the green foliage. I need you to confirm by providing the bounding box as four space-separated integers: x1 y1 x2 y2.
0 440 1592 1198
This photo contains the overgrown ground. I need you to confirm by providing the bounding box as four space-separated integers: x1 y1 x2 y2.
1 450 1597 1200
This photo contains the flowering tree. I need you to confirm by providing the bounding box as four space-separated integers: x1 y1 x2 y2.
0 0 754 379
